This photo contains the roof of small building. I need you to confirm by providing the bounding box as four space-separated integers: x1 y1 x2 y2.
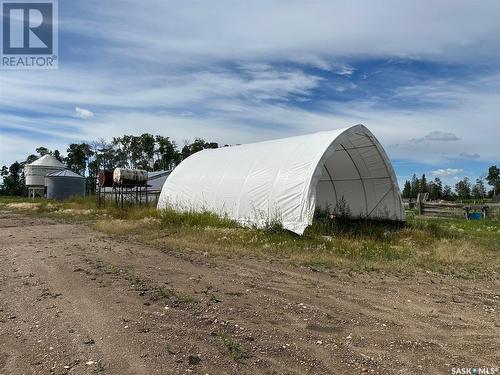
148 170 172 180
29 155 65 168
46 169 84 178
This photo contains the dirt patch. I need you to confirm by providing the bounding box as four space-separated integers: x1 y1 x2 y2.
5 202 40 210
0 210 498 374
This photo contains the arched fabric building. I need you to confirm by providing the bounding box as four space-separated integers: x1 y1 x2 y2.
158 125 404 235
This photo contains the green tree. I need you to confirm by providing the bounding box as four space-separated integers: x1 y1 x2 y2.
155 136 177 171
181 138 219 161
181 143 191 160
66 143 94 176
137 133 155 170
53 150 63 162
25 154 38 164
87 139 114 175
402 180 411 199
0 166 6 195
471 178 486 199
486 165 499 196
35 146 50 156
428 177 442 200
455 177 471 200
442 185 454 200
111 137 129 168
419 174 428 193
410 174 420 198
1 162 24 196
128 136 143 168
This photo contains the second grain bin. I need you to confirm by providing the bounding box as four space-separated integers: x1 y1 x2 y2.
45 170 86 200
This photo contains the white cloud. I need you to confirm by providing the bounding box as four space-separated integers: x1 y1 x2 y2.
65 0 500 67
0 66 320 111
334 66 355 76
459 152 480 159
1 1 500 170
411 131 460 142
1 68 500 167
431 168 463 177
1 65 500 167
75 107 94 119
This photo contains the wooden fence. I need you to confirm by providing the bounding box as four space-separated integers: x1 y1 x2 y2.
415 200 500 219
418 201 468 218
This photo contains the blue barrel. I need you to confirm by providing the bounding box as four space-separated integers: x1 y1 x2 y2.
467 212 482 220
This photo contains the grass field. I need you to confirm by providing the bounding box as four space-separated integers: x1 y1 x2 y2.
1 195 499 278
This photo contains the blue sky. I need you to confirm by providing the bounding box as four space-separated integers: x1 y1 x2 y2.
1 0 499 188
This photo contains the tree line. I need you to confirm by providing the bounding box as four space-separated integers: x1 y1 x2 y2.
402 166 499 201
1 133 499 200
0 134 219 196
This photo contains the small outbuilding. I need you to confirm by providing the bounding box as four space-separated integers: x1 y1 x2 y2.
157 125 405 235
45 170 85 200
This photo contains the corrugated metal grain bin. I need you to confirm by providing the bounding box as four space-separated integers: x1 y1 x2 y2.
45 170 86 200
26 155 66 197
26 155 66 187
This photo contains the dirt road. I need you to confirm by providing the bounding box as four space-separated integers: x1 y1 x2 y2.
0 210 498 375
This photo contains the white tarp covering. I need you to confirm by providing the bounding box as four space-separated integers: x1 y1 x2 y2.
157 125 404 234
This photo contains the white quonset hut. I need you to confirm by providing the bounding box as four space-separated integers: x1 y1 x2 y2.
25 155 65 198
157 125 404 235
